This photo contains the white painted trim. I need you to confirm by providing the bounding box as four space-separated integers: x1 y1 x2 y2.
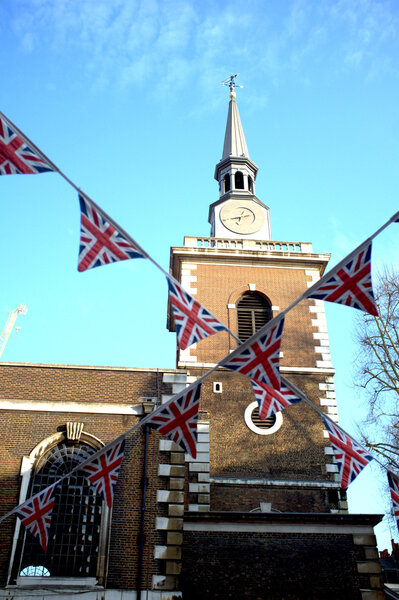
0 400 143 415
16 576 98 587
210 477 340 488
0 362 185 374
177 365 336 374
183 522 375 535
0 590 182 600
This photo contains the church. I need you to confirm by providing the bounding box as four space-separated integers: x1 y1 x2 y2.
0 81 385 599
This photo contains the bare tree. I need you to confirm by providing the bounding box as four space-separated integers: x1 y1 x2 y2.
355 267 399 469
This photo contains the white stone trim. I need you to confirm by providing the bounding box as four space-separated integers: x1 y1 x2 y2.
210 477 340 488
189 483 210 493
324 447 334 455
0 590 182 600
244 402 283 436
177 363 336 374
0 400 144 415
162 373 187 384
183 522 375 535
326 464 339 473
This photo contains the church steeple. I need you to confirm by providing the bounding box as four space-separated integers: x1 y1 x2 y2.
221 91 250 160
209 76 271 240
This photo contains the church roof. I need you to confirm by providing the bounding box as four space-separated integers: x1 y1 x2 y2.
222 96 249 159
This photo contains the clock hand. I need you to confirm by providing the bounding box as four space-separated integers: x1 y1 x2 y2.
223 216 242 222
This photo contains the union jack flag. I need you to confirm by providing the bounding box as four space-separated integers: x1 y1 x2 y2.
168 279 227 350
307 242 378 316
147 382 201 458
78 193 146 272
81 438 125 508
323 418 373 489
250 378 301 419
388 472 399 532
0 113 55 175
223 316 285 390
15 483 58 551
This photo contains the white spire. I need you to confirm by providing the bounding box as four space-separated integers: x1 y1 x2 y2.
222 96 250 159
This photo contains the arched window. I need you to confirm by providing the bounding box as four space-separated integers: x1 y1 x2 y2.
235 171 244 189
223 174 231 193
13 434 108 583
237 292 272 341
248 175 253 193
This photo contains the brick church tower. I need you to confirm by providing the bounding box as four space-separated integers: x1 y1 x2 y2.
169 80 346 515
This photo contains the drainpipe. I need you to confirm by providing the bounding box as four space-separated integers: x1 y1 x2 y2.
137 424 150 600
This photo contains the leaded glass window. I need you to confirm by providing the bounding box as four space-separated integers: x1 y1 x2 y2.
18 440 103 579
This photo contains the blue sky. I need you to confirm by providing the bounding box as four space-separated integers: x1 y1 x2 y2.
1 0 398 549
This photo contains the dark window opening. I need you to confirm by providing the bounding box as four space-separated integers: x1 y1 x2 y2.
237 292 272 342
248 175 253 193
235 171 244 189
223 174 231 193
18 441 103 579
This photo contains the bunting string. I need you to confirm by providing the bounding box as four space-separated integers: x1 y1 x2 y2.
0 108 398 535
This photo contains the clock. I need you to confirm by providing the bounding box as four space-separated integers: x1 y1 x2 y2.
219 200 265 234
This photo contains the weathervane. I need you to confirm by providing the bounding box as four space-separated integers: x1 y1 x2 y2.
221 73 243 99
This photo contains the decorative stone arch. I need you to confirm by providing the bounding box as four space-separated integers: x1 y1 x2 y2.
223 173 231 193
228 286 272 308
234 170 244 190
8 425 110 587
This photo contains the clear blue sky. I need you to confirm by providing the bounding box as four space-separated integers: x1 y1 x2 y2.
1 0 398 549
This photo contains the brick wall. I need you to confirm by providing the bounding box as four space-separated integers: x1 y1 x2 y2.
0 363 186 593
0 363 172 404
169 247 330 369
181 513 384 600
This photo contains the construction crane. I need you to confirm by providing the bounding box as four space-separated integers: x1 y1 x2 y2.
0 304 27 359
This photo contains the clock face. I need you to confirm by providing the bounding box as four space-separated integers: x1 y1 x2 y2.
219 201 265 234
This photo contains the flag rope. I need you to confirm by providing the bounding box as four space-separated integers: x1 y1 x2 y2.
1 109 397 526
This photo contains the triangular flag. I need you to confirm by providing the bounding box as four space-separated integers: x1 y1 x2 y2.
387 471 399 533
168 277 227 350
307 241 378 316
0 112 55 175
147 382 201 458
323 417 373 489
80 438 126 508
250 379 301 419
15 482 59 551
78 193 146 271
223 316 285 390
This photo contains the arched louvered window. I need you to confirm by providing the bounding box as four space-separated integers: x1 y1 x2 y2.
16 439 105 581
223 174 231 192
237 292 272 342
235 171 244 189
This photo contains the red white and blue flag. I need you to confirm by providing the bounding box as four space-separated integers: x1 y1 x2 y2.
0 113 55 175
81 438 126 508
388 472 399 532
168 278 227 350
15 483 58 551
223 317 285 390
307 242 378 316
78 193 146 272
147 382 201 458
250 378 301 419
323 418 373 489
